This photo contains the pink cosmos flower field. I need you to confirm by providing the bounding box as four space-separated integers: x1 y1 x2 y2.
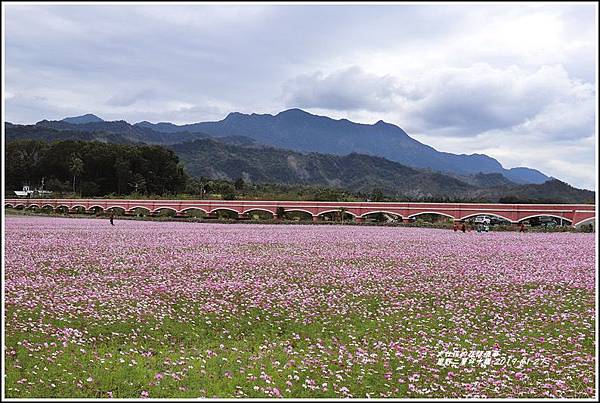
4 216 596 398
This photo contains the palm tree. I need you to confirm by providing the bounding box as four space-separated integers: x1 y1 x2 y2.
68 154 84 195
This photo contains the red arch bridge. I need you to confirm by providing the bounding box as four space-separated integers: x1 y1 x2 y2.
5 198 596 227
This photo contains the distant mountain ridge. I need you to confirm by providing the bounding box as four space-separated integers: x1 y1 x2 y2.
5 121 593 203
61 113 104 124
34 119 214 145
134 109 550 184
170 138 475 198
5 122 254 147
19 109 549 185
169 138 592 203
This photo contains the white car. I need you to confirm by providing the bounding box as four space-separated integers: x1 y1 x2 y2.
473 216 491 225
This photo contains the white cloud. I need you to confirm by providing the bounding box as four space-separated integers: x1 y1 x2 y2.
4 3 597 189
283 62 596 190
409 64 595 137
282 66 400 112
285 63 594 137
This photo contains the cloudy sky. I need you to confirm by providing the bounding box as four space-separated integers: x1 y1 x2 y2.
4 3 597 189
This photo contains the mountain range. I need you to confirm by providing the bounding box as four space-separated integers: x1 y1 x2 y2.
134 109 550 184
27 109 550 184
6 109 592 202
169 138 591 202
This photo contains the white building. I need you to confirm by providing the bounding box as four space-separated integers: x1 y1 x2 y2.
14 185 52 198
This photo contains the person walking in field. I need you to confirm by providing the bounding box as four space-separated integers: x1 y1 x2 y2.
453 222 458 232
110 211 115 226
461 223 466 233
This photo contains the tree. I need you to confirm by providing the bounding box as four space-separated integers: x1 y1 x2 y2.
198 179 209 199
129 174 147 195
185 177 210 198
234 177 245 190
337 207 347 222
45 177 71 193
114 157 132 195
5 140 47 191
215 182 235 196
276 206 286 219
80 181 100 197
68 154 84 195
370 188 384 202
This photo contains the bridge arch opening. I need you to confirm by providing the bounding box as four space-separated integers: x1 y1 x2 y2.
361 211 403 223
56 205 70 214
318 209 357 222
280 209 313 221
574 217 595 232
107 206 126 216
25 204 40 211
211 208 240 220
70 205 87 214
460 213 513 225
409 211 455 223
89 206 105 215
518 214 572 228
180 207 207 218
154 207 177 217
244 209 275 220
128 206 151 217
41 204 55 213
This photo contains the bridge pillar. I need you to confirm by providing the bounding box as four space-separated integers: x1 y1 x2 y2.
402 218 412 224
354 217 364 223
571 210 581 228
312 215 320 222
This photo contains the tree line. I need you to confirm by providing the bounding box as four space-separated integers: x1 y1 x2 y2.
4 139 392 201
5 139 368 200
5 139 583 204
5 140 187 197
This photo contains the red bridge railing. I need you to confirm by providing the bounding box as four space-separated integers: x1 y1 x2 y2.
4 198 596 227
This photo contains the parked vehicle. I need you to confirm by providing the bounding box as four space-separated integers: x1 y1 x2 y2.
473 215 491 225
